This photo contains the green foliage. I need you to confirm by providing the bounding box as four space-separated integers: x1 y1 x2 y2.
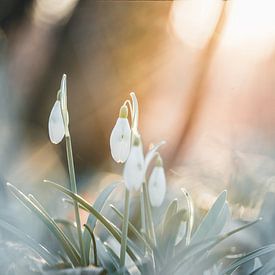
0 85 272 274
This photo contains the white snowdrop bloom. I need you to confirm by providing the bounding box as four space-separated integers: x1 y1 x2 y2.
110 105 131 163
148 156 166 207
123 137 144 191
48 100 65 144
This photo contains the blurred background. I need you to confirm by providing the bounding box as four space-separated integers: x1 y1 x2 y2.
1 0 275 269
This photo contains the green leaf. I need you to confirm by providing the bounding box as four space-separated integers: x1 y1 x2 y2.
6 183 80 266
83 224 98 266
160 219 260 275
221 244 275 275
96 238 118 273
110 204 152 251
144 141 166 174
191 190 227 244
160 210 187 261
249 258 262 274
0 219 57 266
181 188 194 245
207 202 230 237
82 182 118 264
44 180 142 270
54 218 78 251
104 242 121 270
161 199 178 235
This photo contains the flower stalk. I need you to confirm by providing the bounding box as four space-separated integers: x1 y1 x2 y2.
142 181 156 246
65 132 86 266
120 188 130 271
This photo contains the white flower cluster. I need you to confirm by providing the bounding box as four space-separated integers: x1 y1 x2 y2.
48 76 166 207
110 93 166 207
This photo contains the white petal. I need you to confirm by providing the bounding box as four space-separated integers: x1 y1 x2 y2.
48 100 65 144
123 145 144 191
148 166 166 207
110 118 131 163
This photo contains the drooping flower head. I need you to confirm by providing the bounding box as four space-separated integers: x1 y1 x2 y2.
48 74 69 144
148 155 166 207
110 104 131 163
123 135 145 191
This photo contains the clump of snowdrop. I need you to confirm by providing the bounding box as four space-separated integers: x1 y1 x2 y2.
1 77 264 275
110 92 167 267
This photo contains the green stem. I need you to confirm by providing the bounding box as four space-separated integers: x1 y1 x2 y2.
142 184 151 241
140 187 146 235
120 189 130 271
65 134 86 266
84 224 98 266
142 182 156 246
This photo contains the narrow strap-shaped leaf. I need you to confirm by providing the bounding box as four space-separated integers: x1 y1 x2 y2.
82 182 118 264
44 180 142 270
160 219 260 275
207 202 230 238
54 218 78 250
28 194 81 261
221 244 275 275
110 204 152 251
249 258 262 274
181 188 194 245
83 224 98 266
0 219 57 265
104 242 121 270
144 141 166 175
160 210 187 261
7 183 80 266
161 199 178 235
191 190 227 244
96 238 117 273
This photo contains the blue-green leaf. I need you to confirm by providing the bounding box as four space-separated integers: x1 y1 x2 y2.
191 190 227 244
82 182 118 264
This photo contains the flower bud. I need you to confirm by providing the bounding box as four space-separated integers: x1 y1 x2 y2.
148 156 166 207
48 100 65 144
110 105 131 163
123 136 144 191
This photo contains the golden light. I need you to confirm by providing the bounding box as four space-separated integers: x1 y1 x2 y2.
32 0 79 27
221 0 275 55
170 0 223 49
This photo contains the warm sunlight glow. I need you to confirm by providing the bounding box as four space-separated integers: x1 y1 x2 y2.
32 0 79 26
170 0 223 49
221 0 275 54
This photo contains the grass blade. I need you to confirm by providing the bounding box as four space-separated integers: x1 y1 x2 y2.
7 183 80 266
44 180 142 269
191 190 227 244
160 219 260 275
83 224 98 266
82 182 118 264
221 244 275 274
0 219 57 266
110 204 152 251
181 188 194 246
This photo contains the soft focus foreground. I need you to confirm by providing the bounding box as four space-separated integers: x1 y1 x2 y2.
0 0 275 274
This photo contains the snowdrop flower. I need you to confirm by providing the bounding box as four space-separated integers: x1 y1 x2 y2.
148 156 166 207
48 98 65 144
110 105 131 163
123 136 144 191
48 74 69 144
